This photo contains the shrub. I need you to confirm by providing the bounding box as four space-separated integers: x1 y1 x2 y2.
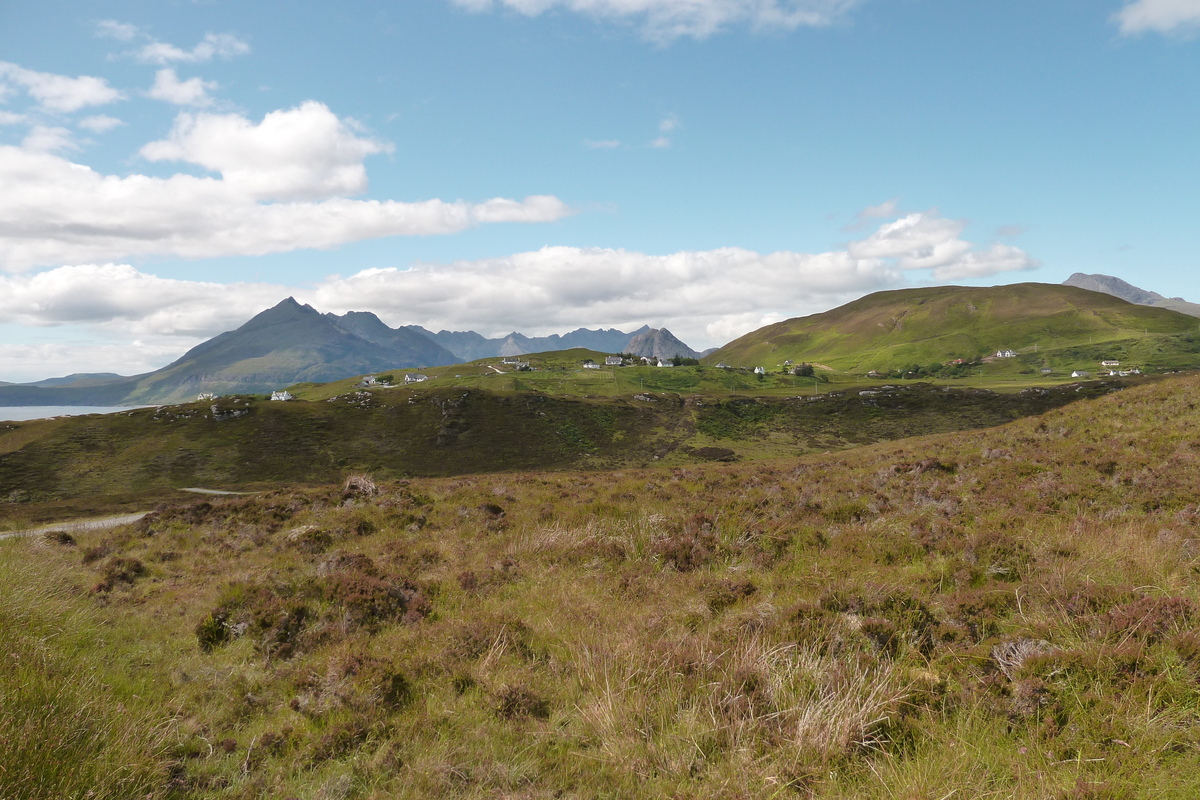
91 557 146 593
652 513 718 571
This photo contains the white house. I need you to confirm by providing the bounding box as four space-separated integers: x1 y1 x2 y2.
404 373 429 384
360 375 377 386
197 392 216 401
501 357 522 365
605 355 623 366
583 362 601 370
995 349 1017 359
1101 360 1120 367
270 390 294 401
753 366 766 375
1071 370 1090 378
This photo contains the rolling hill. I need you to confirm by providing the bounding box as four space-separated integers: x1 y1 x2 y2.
705 282 1200 373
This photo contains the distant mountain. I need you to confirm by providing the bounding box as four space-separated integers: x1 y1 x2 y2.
0 298 461 406
25 373 128 389
1062 273 1200 318
407 325 656 360
0 298 703 407
118 299 459 403
706 282 1200 372
624 328 700 360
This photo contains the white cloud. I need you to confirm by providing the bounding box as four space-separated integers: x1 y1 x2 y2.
78 115 125 133
0 206 1029 350
0 263 282 336
140 102 387 200
0 62 122 113
0 111 29 126
451 0 863 40
1115 0 1200 35
147 68 217 107
96 20 139 42
22 125 77 153
135 32 251 65
0 102 571 271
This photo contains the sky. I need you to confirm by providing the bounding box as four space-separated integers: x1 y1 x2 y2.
1 0 1198 382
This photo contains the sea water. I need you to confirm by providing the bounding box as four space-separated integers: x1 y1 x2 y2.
0 406 151 422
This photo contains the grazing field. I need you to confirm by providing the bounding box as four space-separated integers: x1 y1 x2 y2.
4 372 1200 798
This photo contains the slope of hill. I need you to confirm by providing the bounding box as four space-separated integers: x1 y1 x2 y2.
707 282 1200 373
0 375 1121 511
5 372 1200 798
1063 272 1200 318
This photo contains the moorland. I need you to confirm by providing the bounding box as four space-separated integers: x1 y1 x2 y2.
4 282 1200 799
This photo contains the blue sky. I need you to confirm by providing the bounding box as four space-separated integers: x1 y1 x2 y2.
1 0 1198 381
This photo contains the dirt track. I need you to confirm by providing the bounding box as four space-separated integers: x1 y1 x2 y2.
0 512 150 541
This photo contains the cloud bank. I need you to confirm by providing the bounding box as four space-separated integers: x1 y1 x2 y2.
0 101 571 271
0 207 1037 379
450 0 863 40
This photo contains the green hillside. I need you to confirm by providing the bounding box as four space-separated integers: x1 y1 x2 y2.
706 283 1200 374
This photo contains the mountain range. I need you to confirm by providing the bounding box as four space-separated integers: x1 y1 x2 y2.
0 299 700 406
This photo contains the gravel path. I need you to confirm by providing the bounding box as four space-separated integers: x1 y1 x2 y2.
0 512 149 541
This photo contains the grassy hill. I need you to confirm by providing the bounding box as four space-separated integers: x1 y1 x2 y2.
5 371 1200 798
706 283 1200 374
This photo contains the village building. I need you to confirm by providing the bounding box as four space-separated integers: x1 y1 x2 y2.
605 355 623 366
404 373 428 384
270 390 294 401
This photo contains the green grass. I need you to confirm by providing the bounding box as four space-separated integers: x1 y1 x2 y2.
5 373 1200 797
707 282 1200 375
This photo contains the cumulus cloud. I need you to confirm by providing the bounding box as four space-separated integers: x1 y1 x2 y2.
0 101 571 271
22 125 77 153
0 208 1038 376
1114 0 1200 35
0 263 283 336
0 62 122 113
140 102 388 200
147 68 217 107
450 0 863 41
